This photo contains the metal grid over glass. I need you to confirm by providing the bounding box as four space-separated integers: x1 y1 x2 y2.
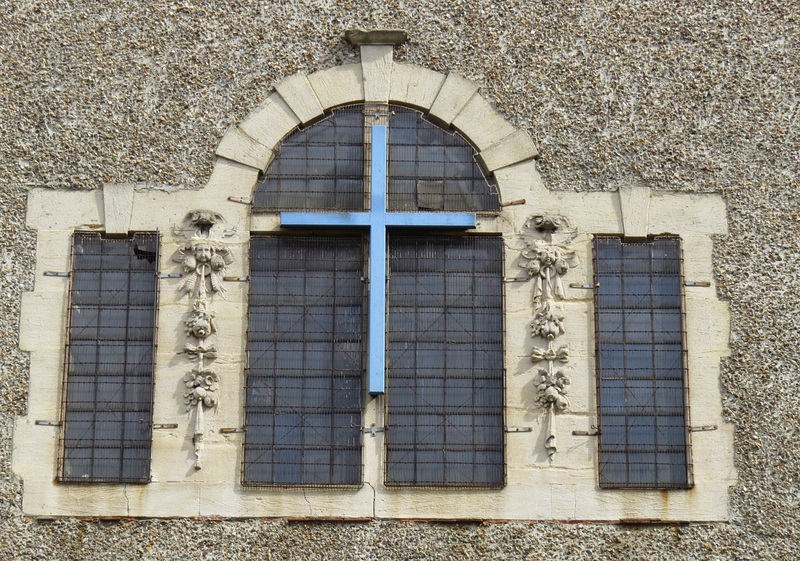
387 106 500 212
59 232 159 483
593 236 692 489
254 105 365 210
253 103 500 213
243 236 365 486
385 235 505 487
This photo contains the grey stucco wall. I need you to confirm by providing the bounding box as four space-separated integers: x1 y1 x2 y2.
1 1 797 559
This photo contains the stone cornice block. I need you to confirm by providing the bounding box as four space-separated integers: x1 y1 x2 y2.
215 126 273 171
308 63 365 110
345 29 408 46
102 182 135 234
428 71 480 127
360 45 393 103
478 129 539 171
389 63 446 110
274 74 325 125
618 184 651 238
238 94 301 151
451 95 517 151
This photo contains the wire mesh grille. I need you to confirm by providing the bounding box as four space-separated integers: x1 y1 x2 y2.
243 236 365 486
253 103 500 213
254 105 366 210
593 236 692 489
387 106 500 212
385 235 505 487
59 232 158 483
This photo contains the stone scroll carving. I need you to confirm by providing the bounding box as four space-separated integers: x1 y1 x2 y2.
173 211 232 469
520 215 576 461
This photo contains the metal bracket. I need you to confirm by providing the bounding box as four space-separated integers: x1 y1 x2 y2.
158 273 182 279
689 425 718 432
219 427 245 434
228 196 253 205
684 281 711 287
35 420 61 427
505 427 532 433
43 271 70 277
362 424 385 437
152 424 178 430
222 276 249 282
569 283 596 289
500 199 526 207
572 426 600 436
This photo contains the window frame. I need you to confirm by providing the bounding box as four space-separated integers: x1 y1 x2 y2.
58 231 160 484
592 235 694 490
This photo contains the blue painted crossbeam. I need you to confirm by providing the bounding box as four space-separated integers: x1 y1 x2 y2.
281 125 476 395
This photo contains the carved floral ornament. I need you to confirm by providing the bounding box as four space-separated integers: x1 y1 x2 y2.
520 215 577 461
172 210 233 469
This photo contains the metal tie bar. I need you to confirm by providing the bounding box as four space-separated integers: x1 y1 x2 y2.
689 425 718 432
220 428 245 434
505 427 532 433
228 196 253 205
684 281 711 287
43 271 69 277
35 420 61 427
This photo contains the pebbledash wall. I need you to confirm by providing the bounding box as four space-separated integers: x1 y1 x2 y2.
12 38 734 520
3 3 799 559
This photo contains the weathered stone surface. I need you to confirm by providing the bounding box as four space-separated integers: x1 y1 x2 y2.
308 63 365 110
102 182 135 234
345 28 408 46
274 74 325 125
389 63 446 110
361 45 393 103
428 71 480 126
238 94 301 151
215 126 272 171
479 129 539 171
451 94 517 151
617 183 651 238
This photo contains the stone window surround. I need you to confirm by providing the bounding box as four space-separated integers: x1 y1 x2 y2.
11 43 735 520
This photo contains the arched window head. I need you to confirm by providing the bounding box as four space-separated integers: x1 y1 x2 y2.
254 104 500 212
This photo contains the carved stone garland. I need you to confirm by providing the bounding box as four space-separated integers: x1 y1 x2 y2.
173 211 233 469
520 215 576 460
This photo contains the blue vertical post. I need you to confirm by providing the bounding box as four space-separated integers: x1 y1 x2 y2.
368 125 388 395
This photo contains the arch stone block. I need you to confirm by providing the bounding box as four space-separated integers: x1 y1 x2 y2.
274 74 325 124
389 63 446 110
479 129 539 171
215 125 273 171
238 94 301 151
308 63 365 109
451 94 517 151
360 45 393 103
428 71 480 127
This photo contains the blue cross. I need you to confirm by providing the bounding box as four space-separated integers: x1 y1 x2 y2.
281 125 476 395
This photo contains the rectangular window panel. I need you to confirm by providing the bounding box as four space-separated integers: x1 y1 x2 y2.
243 236 364 486
594 236 692 489
60 232 158 483
386 235 505 487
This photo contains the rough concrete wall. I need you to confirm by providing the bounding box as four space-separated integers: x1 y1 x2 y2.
0 0 797 558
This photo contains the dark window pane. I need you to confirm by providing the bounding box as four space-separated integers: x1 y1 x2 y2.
60 232 158 483
387 106 500 212
254 106 365 211
243 236 364 486
386 236 504 487
594 236 691 489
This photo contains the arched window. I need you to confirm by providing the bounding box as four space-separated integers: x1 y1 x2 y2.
243 104 505 487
